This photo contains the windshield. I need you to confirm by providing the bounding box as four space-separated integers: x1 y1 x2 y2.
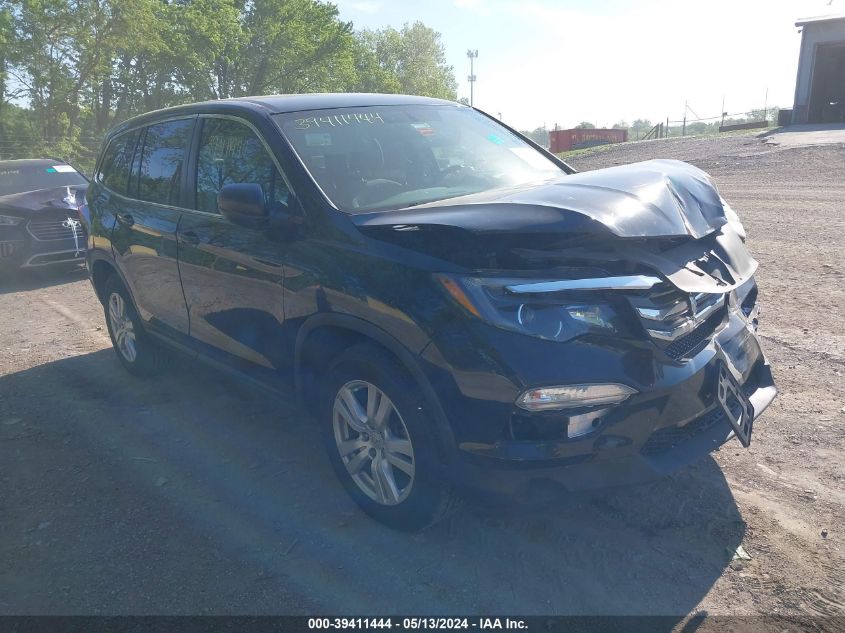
0 163 87 197
275 105 563 213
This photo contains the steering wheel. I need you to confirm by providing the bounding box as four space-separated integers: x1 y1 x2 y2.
440 163 474 186
441 164 466 177
352 179 405 208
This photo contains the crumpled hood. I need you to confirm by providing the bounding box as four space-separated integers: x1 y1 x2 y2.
354 159 727 239
0 185 87 215
353 159 758 293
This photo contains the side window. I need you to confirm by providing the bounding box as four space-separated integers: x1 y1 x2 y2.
127 127 145 199
195 118 289 214
135 118 194 206
96 129 139 195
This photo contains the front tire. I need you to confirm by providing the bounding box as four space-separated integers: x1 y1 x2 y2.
103 275 170 377
321 344 456 531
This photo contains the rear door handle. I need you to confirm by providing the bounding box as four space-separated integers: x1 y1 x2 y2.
179 231 200 246
116 212 134 226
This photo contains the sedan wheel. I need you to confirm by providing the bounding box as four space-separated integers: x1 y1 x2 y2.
332 380 415 506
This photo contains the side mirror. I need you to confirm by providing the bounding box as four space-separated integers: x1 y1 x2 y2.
218 183 267 226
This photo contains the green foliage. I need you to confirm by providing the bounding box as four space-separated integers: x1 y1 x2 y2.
574 121 595 129
174 0 358 99
628 118 652 139
0 0 457 172
355 22 457 100
518 126 549 147
749 107 777 124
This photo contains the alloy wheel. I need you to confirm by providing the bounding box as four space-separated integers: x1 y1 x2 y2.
108 292 137 363
332 380 415 506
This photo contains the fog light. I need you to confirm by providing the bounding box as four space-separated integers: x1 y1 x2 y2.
567 409 608 438
516 383 637 411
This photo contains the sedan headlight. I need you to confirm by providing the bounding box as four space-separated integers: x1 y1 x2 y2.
0 214 24 226
437 274 622 342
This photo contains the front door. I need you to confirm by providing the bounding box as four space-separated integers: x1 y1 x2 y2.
177 116 292 373
111 118 195 337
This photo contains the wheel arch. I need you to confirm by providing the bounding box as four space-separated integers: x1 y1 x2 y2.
90 257 118 304
89 253 139 316
294 313 457 465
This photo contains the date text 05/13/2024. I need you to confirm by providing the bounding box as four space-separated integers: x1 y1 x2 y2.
307 618 528 630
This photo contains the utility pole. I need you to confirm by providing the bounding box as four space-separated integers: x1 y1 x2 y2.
467 50 478 107
682 99 687 136
763 87 768 124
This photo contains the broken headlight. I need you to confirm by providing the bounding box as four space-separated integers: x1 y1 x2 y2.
437 275 621 342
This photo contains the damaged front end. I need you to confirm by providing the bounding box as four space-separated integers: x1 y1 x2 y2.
353 159 762 349
353 159 777 490
0 185 88 269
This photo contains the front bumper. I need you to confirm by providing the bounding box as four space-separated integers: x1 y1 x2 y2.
423 302 777 499
0 215 86 270
450 359 775 499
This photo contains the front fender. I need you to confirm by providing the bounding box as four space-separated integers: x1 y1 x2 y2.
294 312 458 465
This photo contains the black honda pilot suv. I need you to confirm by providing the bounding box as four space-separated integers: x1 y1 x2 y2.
85 93 777 530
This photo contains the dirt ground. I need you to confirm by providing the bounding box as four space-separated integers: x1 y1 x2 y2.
1 133 843 623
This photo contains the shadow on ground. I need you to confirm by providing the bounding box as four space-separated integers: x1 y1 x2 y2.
0 264 87 294
1 349 745 619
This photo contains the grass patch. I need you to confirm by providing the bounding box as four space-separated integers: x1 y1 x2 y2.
556 143 623 161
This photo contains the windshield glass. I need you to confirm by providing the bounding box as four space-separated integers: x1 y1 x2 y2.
0 163 87 197
275 105 563 213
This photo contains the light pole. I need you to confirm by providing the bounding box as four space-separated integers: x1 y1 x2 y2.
467 49 478 107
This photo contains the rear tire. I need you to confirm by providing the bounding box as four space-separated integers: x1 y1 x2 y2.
321 343 457 531
103 274 171 377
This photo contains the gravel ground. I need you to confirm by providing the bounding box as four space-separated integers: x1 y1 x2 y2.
1 133 843 623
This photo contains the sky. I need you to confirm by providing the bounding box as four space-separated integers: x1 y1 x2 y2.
333 0 840 130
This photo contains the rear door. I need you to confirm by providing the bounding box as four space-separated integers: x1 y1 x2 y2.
111 117 195 338
177 115 292 373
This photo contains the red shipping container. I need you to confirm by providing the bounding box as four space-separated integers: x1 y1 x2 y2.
549 128 628 153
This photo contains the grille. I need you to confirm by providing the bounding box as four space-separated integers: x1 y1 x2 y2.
663 310 722 360
27 216 86 241
628 285 726 358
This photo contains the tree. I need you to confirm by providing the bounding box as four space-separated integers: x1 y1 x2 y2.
612 120 628 129
0 3 12 147
630 118 652 139
356 22 457 99
574 121 595 129
750 107 777 124
172 0 358 99
685 121 712 135
0 0 457 171
352 29 402 94
519 126 549 147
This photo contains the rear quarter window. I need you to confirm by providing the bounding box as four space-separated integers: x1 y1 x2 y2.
135 119 194 206
96 129 139 195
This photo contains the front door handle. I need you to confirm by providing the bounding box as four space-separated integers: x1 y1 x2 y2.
179 231 200 246
116 212 134 226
